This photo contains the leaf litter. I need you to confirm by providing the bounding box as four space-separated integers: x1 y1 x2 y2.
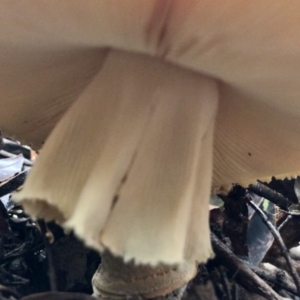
0 134 300 299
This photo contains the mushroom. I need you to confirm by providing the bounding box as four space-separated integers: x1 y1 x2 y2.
1 1 300 298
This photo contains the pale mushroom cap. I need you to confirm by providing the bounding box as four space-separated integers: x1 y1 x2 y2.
1 1 300 264
2 1 300 185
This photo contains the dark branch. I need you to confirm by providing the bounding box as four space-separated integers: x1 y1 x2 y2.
248 181 289 210
246 194 300 295
211 232 281 300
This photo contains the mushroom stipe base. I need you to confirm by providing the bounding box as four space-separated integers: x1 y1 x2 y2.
92 251 197 299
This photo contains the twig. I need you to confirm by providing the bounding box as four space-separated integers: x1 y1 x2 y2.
278 215 292 231
246 194 300 295
211 232 281 300
266 256 300 280
0 284 21 299
37 220 57 291
248 181 289 210
0 150 33 166
20 291 96 300
218 267 232 300
232 284 239 300
251 265 298 296
0 171 28 198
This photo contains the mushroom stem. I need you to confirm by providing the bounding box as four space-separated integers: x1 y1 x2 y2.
92 251 197 299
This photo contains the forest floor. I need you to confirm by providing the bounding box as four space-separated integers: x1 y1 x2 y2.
0 137 300 300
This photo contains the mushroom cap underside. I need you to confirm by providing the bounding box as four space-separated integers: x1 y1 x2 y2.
1 0 300 187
